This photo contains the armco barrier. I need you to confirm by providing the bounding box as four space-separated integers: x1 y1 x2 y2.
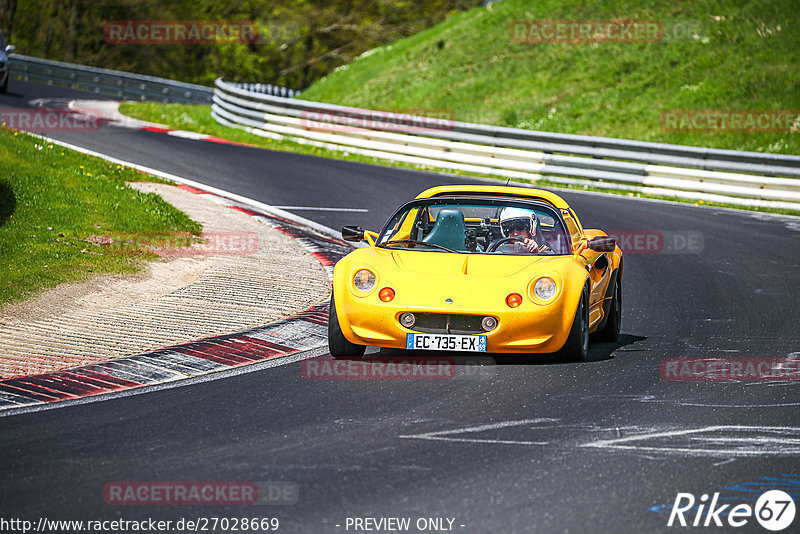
8 54 213 104
211 78 800 210
8 55 301 105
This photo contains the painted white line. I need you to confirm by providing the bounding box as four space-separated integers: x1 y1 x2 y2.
585 425 796 446
691 436 800 444
21 132 342 240
166 130 211 140
274 206 369 212
399 418 558 445
582 425 800 456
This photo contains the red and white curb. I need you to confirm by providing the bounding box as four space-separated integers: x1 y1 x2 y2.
138 125 253 146
66 98 256 147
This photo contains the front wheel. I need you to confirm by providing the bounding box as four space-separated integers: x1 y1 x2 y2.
558 286 589 362
328 295 366 358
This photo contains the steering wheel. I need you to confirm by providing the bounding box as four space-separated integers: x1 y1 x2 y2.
486 237 526 252
487 237 551 253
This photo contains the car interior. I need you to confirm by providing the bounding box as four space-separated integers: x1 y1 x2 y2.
380 200 571 254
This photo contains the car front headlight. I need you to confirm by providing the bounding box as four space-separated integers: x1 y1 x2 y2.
533 277 557 301
353 269 376 292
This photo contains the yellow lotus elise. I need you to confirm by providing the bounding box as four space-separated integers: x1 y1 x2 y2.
328 185 623 361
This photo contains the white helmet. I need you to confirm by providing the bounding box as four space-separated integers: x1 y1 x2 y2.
499 207 538 237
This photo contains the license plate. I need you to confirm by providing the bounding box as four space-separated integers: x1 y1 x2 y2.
406 333 487 352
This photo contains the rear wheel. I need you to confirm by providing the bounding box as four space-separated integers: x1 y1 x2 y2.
594 276 621 342
328 295 366 358
558 286 589 362
1 75 7 94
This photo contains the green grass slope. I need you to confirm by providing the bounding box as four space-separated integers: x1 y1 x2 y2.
0 129 201 306
300 0 800 154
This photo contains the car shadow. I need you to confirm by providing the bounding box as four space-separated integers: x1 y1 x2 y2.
361 333 647 366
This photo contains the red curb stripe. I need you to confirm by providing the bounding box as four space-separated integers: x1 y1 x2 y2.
141 126 174 133
67 368 143 389
202 339 265 361
80 363 158 384
60 371 130 391
32 374 108 397
14 376 83 399
311 252 335 266
298 316 328 327
232 336 295 356
0 383 63 402
227 205 261 217
0 381 72 401
177 184 207 195
239 338 297 356
204 136 253 147
178 345 256 366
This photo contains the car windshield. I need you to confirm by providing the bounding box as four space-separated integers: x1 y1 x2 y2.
377 197 571 255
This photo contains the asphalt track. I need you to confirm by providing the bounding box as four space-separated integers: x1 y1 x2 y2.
1 80 799 533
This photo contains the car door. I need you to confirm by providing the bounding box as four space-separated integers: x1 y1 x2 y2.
562 209 611 327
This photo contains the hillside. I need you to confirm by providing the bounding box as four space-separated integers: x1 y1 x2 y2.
300 0 800 154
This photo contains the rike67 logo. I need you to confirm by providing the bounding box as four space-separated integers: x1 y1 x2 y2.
667 490 795 531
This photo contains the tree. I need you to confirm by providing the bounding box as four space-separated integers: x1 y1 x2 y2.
0 0 17 41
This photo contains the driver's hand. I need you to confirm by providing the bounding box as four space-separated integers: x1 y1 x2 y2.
523 238 540 253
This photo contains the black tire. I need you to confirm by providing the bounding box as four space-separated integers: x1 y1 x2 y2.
328 295 366 358
0 75 7 94
594 276 621 342
558 285 589 362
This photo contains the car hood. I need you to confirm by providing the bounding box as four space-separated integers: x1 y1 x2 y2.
350 247 572 278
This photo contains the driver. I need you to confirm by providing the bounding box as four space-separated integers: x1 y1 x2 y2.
494 207 545 254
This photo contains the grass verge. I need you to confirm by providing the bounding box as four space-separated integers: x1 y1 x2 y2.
0 127 202 307
120 102 800 217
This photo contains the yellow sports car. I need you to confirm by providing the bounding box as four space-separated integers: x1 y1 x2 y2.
328 185 622 361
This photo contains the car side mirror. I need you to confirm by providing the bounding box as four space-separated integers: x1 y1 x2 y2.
341 225 365 242
5 45 15 54
587 236 616 252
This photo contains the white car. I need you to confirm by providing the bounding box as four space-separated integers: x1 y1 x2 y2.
0 30 15 94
